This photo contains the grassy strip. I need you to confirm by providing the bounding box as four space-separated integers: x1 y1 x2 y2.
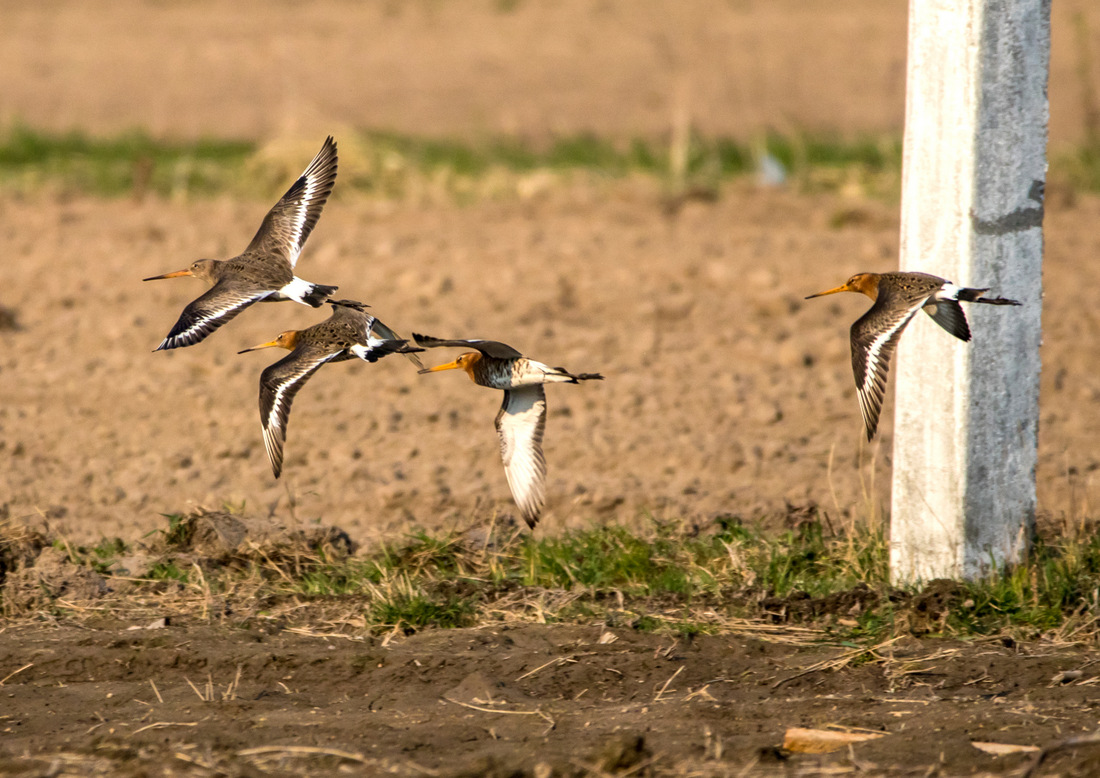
6 513 1099 644
0 126 254 198
3 125 1100 201
0 126 904 200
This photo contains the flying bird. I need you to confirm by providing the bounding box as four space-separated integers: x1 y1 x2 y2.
239 300 420 478
806 271 1020 440
414 334 603 529
144 136 340 350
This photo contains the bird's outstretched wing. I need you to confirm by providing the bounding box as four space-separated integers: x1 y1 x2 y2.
412 333 523 360
495 386 547 529
850 300 923 440
155 280 269 351
243 136 338 268
257 347 339 477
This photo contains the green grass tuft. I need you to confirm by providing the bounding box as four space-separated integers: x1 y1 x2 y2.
367 587 476 631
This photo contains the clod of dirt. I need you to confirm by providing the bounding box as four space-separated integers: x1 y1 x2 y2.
153 509 356 563
0 304 20 331
0 521 49 585
899 578 967 635
3 546 109 613
593 733 652 775
760 582 886 623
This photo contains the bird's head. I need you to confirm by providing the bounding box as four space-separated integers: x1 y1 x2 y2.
805 272 880 301
143 258 218 283
418 351 482 381
238 330 301 354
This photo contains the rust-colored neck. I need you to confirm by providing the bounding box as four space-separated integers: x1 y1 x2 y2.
847 273 881 300
461 351 483 382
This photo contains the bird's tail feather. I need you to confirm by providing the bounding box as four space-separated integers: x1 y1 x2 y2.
303 283 339 307
959 287 1021 306
552 367 605 384
372 318 425 369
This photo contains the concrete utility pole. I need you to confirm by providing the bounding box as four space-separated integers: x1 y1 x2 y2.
891 0 1048 583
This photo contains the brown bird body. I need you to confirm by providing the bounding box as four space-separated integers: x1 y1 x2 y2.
144 136 340 350
807 271 1020 440
413 334 603 528
239 300 420 478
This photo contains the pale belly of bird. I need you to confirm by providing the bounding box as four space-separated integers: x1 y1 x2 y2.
476 358 571 389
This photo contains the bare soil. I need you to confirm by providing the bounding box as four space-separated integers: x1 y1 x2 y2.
3 185 1099 544
2 618 1100 776
3 2 1100 775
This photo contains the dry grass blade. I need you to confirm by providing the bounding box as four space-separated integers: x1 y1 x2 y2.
237 745 368 763
773 636 904 689
184 676 208 702
441 696 544 716
223 664 242 701
971 741 1040 756
133 721 198 734
0 662 33 686
284 626 366 641
148 678 163 704
654 666 684 701
515 655 573 681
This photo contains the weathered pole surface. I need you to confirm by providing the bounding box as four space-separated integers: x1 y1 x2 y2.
891 0 1049 583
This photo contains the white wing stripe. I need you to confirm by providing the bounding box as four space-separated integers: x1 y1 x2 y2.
158 291 269 349
286 150 334 266
260 353 337 476
859 307 917 396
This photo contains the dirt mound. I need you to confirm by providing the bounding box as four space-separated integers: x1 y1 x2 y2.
759 579 982 637
0 511 359 618
2 545 109 614
151 509 356 564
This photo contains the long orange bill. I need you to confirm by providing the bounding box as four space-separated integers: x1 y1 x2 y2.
143 268 194 281
238 339 283 355
417 359 464 375
805 282 853 300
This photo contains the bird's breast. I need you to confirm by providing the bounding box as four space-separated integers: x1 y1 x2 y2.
473 358 524 390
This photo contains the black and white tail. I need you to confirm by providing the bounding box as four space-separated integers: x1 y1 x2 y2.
373 318 425 369
302 283 339 307
358 338 415 364
553 367 605 384
958 288 1021 306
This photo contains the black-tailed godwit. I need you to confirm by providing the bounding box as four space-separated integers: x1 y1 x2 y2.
144 136 340 350
239 300 420 478
414 334 603 528
806 271 1020 440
